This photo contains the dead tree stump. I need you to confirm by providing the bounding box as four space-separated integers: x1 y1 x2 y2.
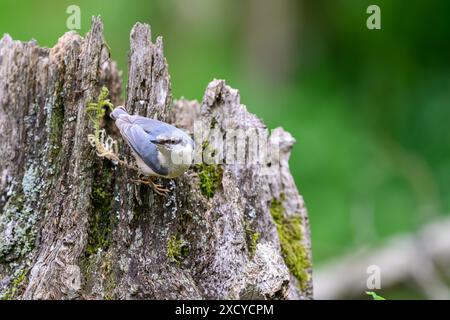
0 17 312 300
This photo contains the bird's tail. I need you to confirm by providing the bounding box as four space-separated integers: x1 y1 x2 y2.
110 106 128 120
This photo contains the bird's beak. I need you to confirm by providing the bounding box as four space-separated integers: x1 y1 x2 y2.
150 139 165 146
110 106 127 120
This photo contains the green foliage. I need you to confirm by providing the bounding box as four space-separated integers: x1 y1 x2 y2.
270 197 311 290
86 86 114 141
249 231 260 258
194 138 223 198
366 291 386 300
244 220 260 258
195 163 223 198
201 140 210 150
1 269 27 300
166 234 189 265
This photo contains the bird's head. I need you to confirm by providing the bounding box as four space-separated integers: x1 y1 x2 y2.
151 128 195 167
110 106 127 120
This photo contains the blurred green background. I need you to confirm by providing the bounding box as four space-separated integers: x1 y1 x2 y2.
1 0 449 280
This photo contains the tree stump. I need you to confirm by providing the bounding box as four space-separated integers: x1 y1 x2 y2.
0 17 312 300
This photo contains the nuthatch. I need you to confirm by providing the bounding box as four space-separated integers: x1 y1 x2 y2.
110 106 194 196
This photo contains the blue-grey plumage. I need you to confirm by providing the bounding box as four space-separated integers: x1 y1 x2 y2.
110 106 194 179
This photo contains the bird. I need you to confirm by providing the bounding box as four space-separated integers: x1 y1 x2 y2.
110 106 195 196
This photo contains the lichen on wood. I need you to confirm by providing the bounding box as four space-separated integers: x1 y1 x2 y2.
0 17 313 300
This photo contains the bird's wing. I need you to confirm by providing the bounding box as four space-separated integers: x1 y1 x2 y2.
119 121 168 176
129 116 176 139
130 115 193 147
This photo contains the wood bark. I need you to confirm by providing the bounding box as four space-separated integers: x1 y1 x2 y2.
0 17 312 300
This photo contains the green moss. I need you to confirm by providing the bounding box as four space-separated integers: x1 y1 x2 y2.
249 232 260 257
167 234 189 265
1 269 27 300
270 197 311 291
201 140 210 150
195 138 223 198
84 87 116 256
86 86 114 141
195 163 223 198
244 220 260 258
86 162 114 256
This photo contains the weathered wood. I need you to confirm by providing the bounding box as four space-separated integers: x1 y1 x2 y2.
0 17 312 300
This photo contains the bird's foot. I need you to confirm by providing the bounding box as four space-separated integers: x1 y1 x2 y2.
132 177 170 197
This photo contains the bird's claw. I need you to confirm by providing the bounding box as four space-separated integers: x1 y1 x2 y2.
131 178 170 197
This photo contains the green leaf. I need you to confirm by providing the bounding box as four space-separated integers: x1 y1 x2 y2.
366 291 386 300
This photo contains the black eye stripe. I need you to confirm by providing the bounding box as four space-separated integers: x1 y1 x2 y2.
152 138 181 145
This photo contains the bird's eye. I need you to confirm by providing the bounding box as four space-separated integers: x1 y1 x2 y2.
164 139 174 144
153 137 181 145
